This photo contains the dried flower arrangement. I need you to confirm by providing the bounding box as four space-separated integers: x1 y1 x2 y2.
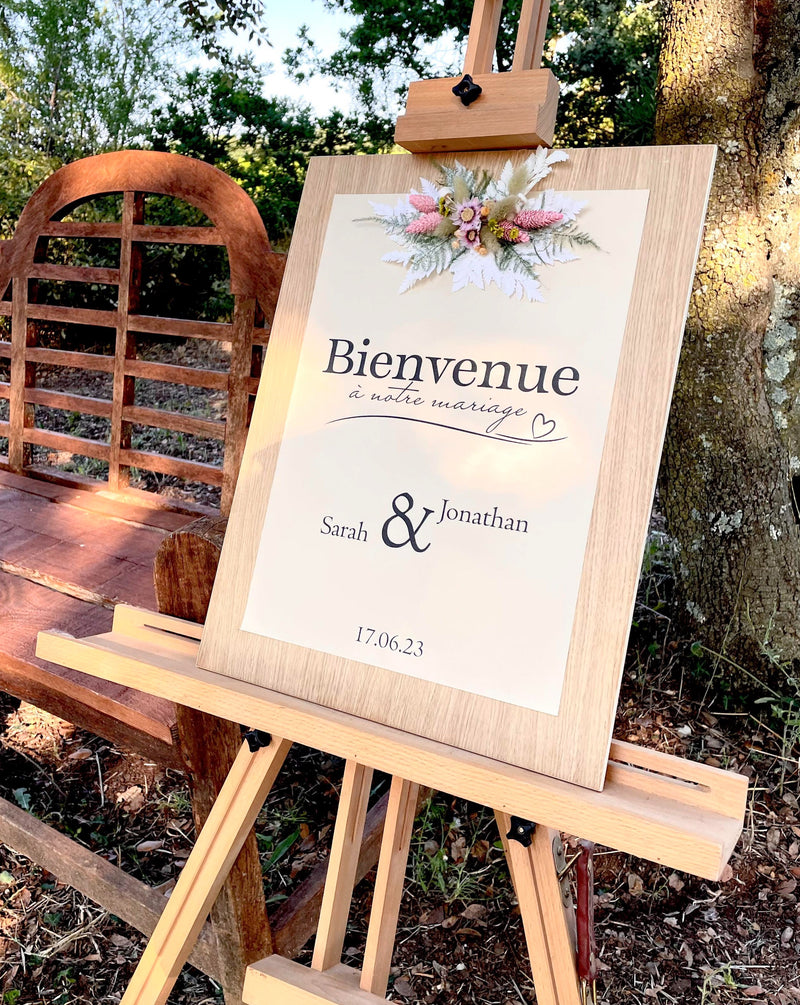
364 149 597 301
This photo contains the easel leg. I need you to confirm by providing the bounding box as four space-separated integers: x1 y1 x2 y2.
122 735 293 1005
495 812 580 1005
360 777 420 995
177 706 273 1005
312 760 374 971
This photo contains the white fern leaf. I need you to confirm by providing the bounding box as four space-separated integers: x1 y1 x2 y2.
529 188 587 223
369 200 398 219
382 250 413 266
450 252 487 292
420 176 440 200
494 158 516 198
398 269 432 294
516 273 544 301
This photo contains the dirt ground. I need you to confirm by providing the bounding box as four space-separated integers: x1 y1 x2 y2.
1 546 799 1004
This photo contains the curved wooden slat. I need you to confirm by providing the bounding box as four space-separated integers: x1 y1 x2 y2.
0 150 285 321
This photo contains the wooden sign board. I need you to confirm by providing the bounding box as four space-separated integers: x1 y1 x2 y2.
199 146 715 790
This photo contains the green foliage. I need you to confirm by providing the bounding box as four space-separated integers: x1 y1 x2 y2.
0 0 192 234
147 56 389 246
286 0 663 147
177 0 268 58
410 795 502 904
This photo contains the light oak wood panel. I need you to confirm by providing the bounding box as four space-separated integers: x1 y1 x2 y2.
311 761 374 972
38 607 746 881
496 817 578 1005
197 147 716 791
395 70 558 152
244 959 384 1005
463 0 504 75
360 778 419 996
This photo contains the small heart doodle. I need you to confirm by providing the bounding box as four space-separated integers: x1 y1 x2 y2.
530 413 557 440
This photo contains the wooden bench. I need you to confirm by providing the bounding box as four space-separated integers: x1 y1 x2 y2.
0 151 288 1000
0 149 284 763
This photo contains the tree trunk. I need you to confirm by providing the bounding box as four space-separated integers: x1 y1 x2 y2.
655 0 800 688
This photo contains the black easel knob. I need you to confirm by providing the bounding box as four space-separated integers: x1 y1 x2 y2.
507 816 537 847
242 727 272 752
452 74 483 106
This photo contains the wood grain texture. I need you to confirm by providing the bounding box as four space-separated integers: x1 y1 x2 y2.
244 959 384 1005
0 578 181 765
312 761 374 972
38 609 747 881
176 705 273 1004
119 448 224 486
463 0 504 75
198 147 717 791
153 516 227 625
0 151 283 313
0 468 208 524
512 0 550 70
0 150 284 511
156 517 272 1005
496 816 578 1005
270 791 394 960
360 778 419 996
108 189 142 492
395 70 558 152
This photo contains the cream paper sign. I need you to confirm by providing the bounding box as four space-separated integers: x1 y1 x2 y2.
242 190 649 716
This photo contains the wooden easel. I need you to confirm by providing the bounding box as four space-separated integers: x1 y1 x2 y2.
35 4 746 1004
38 606 746 1005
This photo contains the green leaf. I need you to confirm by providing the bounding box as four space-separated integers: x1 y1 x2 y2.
264 828 300 870
12 787 30 811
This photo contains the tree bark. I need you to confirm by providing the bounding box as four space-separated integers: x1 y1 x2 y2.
655 0 800 687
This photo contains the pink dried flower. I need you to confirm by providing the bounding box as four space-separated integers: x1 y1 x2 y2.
459 226 482 249
514 209 564 230
409 193 438 213
495 220 530 243
453 198 483 228
406 211 443 234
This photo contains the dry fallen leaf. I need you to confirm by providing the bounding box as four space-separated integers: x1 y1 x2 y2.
628 872 645 896
392 977 414 998
449 835 467 864
135 839 163 853
419 907 444 926
461 903 487 920
116 784 145 814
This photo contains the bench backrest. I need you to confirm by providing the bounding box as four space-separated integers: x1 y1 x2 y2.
0 151 285 515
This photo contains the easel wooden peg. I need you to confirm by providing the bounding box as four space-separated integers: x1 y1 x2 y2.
395 0 559 152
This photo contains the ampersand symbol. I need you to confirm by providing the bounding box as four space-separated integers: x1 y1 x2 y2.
381 492 433 553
